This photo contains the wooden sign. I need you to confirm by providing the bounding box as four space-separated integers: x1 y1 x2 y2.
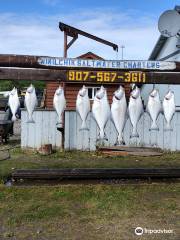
38 57 176 70
0 54 179 72
0 67 180 84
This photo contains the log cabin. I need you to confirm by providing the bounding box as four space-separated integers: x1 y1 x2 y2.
45 52 131 110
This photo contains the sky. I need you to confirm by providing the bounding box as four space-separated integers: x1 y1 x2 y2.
0 0 179 60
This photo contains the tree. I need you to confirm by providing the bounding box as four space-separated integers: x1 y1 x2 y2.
0 80 45 91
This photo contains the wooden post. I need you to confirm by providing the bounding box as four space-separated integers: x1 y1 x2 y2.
61 82 65 150
64 32 67 58
39 144 53 155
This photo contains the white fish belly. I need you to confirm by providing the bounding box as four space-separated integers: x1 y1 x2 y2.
76 98 90 122
147 100 161 122
8 95 20 120
111 103 126 134
94 104 109 129
129 101 142 126
163 102 175 123
25 95 37 115
53 95 66 121
128 98 143 137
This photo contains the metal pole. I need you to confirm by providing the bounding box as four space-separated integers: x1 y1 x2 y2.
121 45 125 60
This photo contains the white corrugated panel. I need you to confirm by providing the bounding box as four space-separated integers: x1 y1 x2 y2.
64 110 180 151
21 110 62 149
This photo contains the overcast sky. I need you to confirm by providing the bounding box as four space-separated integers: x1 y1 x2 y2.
0 0 178 60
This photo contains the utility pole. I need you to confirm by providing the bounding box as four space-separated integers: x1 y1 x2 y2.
120 45 125 60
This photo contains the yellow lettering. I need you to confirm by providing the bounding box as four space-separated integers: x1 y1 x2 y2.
124 72 131 82
111 72 117 82
97 72 103 82
142 73 146 82
69 71 75 81
83 71 89 81
76 71 82 81
104 72 110 82
69 71 146 83
132 73 138 82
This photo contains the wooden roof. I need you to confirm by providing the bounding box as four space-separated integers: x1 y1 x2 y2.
77 52 104 60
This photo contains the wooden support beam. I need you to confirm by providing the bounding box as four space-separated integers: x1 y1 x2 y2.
59 22 118 51
67 35 78 50
0 67 67 81
0 54 40 69
63 31 67 58
0 67 180 84
0 54 180 72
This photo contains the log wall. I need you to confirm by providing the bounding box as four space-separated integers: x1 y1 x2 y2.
45 83 130 109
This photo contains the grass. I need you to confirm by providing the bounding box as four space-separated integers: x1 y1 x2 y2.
0 184 180 239
0 146 180 181
0 146 180 239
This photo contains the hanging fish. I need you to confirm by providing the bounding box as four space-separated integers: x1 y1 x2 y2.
25 84 38 123
146 88 162 131
53 86 66 125
111 86 127 145
128 86 144 138
162 90 175 131
8 87 20 122
76 85 90 131
92 86 110 140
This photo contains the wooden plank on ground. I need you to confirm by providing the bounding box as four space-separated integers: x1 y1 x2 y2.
101 151 163 157
97 146 163 152
12 168 180 180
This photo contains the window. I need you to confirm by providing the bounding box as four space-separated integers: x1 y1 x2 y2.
87 87 100 100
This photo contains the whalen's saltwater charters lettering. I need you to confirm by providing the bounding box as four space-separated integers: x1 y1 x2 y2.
38 57 176 70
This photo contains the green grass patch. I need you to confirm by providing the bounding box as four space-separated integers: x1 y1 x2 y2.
0 184 179 239
0 148 180 181
0 146 180 239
